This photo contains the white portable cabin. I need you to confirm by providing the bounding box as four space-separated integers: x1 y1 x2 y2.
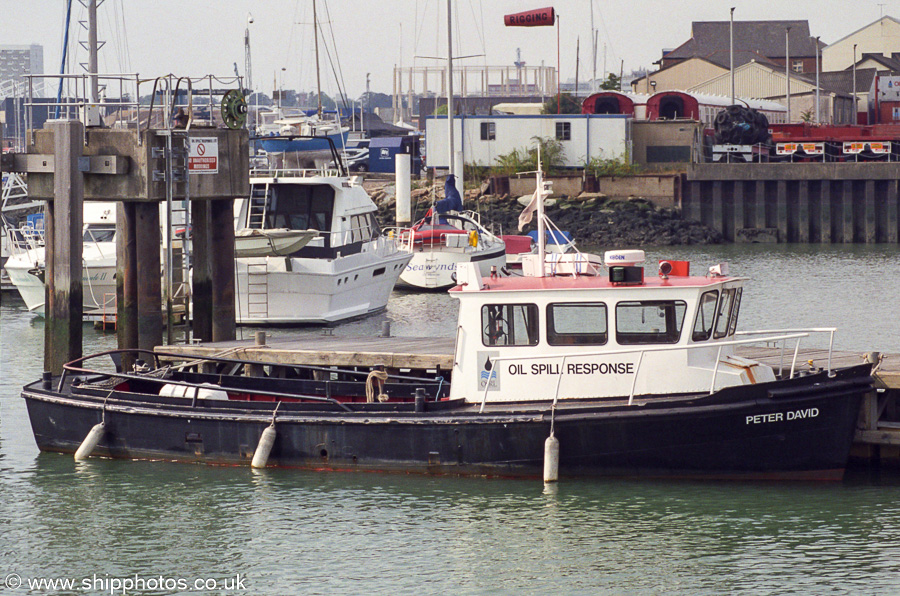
424 114 631 169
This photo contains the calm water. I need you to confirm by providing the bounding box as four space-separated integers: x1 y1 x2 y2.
2 244 900 595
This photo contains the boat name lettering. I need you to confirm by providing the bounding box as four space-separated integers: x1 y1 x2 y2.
745 408 819 425
507 362 635 375
406 263 458 272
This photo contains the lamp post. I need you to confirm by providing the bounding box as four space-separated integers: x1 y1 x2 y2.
730 7 735 105
815 36 820 124
244 13 254 93
785 27 792 122
853 44 858 124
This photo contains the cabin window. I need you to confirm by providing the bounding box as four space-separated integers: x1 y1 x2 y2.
615 300 686 345
727 288 742 336
547 302 608 345
481 303 539 347
265 184 333 232
84 225 116 243
691 290 719 342
555 122 571 141
350 214 374 243
713 288 741 339
480 122 496 141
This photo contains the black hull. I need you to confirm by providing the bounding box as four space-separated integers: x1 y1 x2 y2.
22 365 872 481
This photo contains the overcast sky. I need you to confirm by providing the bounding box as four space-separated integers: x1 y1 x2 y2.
3 0 897 100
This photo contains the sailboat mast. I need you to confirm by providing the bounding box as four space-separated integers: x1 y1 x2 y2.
314 0 322 117
88 0 99 102
446 0 455 178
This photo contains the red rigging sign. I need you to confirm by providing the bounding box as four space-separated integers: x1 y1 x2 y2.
504 7 555 27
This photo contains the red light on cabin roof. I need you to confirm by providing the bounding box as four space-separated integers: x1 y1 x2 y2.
660 260 690 276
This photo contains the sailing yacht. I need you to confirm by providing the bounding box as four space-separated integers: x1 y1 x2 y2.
393 175 506 290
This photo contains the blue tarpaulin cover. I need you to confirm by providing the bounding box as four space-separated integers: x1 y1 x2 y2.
527 230 573 245
436 175 463 213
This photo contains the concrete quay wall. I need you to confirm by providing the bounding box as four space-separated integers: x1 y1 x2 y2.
685 163 900 243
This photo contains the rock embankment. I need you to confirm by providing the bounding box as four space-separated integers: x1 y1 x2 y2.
366 182 722 246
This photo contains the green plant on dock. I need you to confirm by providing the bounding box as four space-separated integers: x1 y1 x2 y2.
490 137 566 176
583 155 641 178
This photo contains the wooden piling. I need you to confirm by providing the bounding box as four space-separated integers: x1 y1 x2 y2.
210 198 235 342
191 200 213 342
44 120 84 375
135 202 162 350
116 202 139 368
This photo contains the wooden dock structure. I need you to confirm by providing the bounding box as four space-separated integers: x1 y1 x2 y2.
159 335 900 466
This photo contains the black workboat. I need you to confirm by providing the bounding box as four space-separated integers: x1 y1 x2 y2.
22 347 871 480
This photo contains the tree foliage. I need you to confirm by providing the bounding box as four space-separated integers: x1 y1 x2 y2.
541 93 581 115
600 73 621 91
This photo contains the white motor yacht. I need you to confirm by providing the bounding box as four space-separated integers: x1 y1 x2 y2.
3 203 117 313
233 168 412 324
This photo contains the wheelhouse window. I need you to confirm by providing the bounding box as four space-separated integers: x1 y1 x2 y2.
264 184 334 232
616 300 686 345
713 287 742 339
692 290 719 342
555 121 571 141
547 302 608 345
349 213 376 243
480 122 496 141
482 303 539 347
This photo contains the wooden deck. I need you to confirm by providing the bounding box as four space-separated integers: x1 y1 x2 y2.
159 334 457 370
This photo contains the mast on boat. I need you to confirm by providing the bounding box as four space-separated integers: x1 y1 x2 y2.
536 147 546 274
446 0 462 198
446 0 455 180
313 0 322 118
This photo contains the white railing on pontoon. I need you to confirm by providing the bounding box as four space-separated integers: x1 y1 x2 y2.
477 328 838 412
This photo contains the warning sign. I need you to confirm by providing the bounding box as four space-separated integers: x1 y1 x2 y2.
188 137 218 174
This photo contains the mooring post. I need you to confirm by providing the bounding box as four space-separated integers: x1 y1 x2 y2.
210 198 236 342
116 201 139 368
135 202 162 350
44 120 84 375
191 200 213 342
396 153 411 225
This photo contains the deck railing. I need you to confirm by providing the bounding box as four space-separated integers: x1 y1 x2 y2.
478 329 836 413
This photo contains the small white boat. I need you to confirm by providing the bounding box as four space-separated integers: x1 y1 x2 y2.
3 203 118 313
234 228 319 257
392 175 506 291
502 230 577 269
